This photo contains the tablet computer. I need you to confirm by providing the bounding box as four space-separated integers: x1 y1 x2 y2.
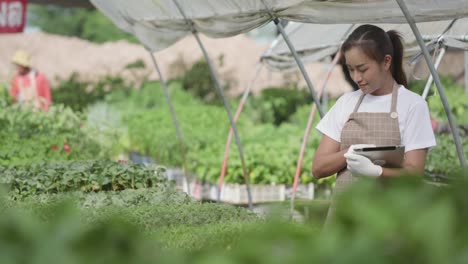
353 145 405 168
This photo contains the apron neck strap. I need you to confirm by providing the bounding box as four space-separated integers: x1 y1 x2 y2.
390 84 399 113
352 84 400 113
353 93 366 112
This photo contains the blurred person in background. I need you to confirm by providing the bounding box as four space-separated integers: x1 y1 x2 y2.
9 50 52 112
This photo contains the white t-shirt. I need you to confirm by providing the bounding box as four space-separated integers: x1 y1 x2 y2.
316 86 436 152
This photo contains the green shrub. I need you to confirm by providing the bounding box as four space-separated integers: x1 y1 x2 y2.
409 75 468 124
288 99 337 126
0 82 10 105
0 104 103 166
425 134 468 178
0 200 155 264
105 81 199 111
28 4 137 44
0 160 168 197
245 86 313 125
181 174 468 263
105 81 326 185
3 173 468 263
180 59 231 104
52 73 132 112
0 190 258 258
190 123 320 185
124 103 234 166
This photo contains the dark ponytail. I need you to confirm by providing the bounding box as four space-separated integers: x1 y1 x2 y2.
386 30 407 87
341 24 407 87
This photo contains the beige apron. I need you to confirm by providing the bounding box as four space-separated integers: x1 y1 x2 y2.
325 85 402 224
18 71 42 110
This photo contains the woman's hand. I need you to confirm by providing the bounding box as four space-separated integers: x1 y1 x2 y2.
344 144 382 177
344 145 428 178
344 152 382 177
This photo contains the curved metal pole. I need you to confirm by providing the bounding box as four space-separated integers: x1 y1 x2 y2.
422 45 446 100
259 0 323 118
465 51 468 94
289 51 341 217
218 63 264 202
148 51 191 196
193 33 253 209
396 0 466 168
272 18 324 118
322 82 329 113
172 0 253 209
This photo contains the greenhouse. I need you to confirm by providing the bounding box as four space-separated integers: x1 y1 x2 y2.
0 0 467 263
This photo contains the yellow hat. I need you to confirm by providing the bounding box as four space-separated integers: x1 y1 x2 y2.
11 50 31 67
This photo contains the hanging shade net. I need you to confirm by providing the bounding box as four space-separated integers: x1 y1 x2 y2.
90 0 468 52
262 19 468 71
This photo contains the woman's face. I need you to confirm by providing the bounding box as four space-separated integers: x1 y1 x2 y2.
344 47 391 95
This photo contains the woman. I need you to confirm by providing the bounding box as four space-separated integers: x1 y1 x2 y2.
312 25 436 219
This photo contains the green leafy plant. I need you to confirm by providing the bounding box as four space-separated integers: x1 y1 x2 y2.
105 81 325 185
0 82 10 105
52 73 132 112
0 160 167 197
0 104 104 166
425 134 468 178
245 86 314 125
179 58 232 104
2 173 468 263
409 75 468 124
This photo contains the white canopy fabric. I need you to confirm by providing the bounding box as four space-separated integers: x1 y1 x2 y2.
262 19 468 71
262 24 354 71
90 0 468 52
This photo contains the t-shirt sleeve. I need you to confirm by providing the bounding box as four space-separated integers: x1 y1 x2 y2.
315 95 347 143
402 100 436 152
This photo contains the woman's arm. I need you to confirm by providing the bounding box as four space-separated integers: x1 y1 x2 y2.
381 98 434 177
312 135 348 179
381 148 428 177
10 75 19 103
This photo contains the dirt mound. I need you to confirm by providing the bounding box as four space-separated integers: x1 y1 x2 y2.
0 31 352 98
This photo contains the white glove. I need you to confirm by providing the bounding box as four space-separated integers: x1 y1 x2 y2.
344 144 382 177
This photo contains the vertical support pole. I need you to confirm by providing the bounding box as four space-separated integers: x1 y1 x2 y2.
465 51 468 95
422 46 446 100
172 0 253 209
289 51 341 218
192 33 253 209
148 52 191 196
395 0 466 168
322 86 329 114
218 64 264 202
